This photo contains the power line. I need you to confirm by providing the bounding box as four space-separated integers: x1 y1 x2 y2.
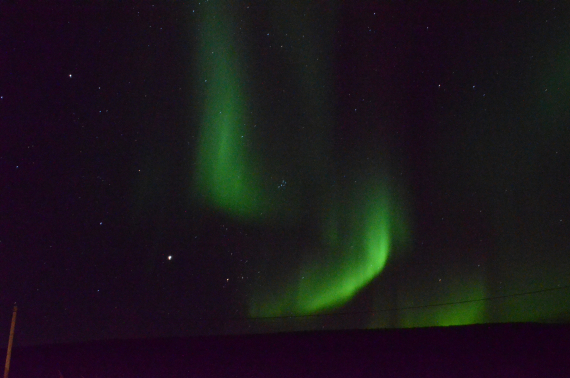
242 282 570 321
8 283 570 324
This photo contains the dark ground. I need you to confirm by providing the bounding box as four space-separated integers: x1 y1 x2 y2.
3 323 570 378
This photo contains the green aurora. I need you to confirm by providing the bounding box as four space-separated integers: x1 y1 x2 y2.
249 177 411 317
192 5 267 221
194 1 412 318
398 272 487 328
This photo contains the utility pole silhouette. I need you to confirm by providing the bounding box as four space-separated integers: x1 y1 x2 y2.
3 305 17 378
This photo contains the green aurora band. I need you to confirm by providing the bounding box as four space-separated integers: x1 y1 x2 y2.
249 177 410 317
193 5 267 221
294 183 391 314
194 1 410 317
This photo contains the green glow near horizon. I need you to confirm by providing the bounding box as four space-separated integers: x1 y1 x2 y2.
399 273 487 328
193 5 267 220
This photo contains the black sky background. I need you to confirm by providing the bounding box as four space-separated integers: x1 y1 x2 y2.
1 2 570 346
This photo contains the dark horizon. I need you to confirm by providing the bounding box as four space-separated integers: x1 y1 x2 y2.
1 1 569 347
4 324 570 377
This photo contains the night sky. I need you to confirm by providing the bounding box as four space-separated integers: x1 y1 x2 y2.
2 2 570 346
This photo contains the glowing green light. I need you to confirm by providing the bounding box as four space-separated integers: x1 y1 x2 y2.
298 187 392 314
193 5 267 220
194 2 411 318
250 178 410 317
399 273 487 328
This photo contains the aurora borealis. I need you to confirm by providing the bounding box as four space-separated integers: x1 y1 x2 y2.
2 1 570 346
193 4 267 221
194 1 411 317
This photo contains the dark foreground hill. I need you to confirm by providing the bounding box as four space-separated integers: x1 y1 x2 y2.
3 323 570 378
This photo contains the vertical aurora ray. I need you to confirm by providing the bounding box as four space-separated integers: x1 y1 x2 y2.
192 3 267 220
